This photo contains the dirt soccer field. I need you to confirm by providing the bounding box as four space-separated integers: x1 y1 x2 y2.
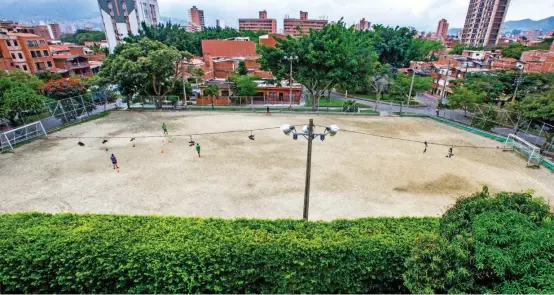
1 111 553 220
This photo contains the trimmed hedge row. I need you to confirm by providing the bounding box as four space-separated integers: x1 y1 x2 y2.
0 213 438 293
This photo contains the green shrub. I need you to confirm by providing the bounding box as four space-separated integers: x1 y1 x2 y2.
405 188 554 294
0 213 438 293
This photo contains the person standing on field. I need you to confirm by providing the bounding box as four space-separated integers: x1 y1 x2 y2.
162 123 168 135
110 154 119 169
266 106 271 116
196 143 201 157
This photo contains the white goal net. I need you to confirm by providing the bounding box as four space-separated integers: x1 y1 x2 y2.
0 121 47 152
504 134 542 167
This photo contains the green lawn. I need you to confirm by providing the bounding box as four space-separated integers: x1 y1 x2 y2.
305 96 347 107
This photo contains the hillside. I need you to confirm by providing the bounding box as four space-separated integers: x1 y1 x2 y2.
503 16 554 32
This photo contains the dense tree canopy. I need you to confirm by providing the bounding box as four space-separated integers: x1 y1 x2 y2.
126 22 267 56
60 30 105 45
0 70 46 125
259 20 376 110
41 78 87 100
100 38 191 108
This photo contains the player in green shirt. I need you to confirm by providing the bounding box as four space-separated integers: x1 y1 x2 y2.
196 143 201 157
162 123 168 135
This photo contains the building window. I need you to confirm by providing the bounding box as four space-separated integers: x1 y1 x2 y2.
11 53 15 59
33 40 39 47
18 53 23 59
15 65 20 69
22 65 28 71
6 40 11 46
47 61 52 67
43 50 49 56
36 51 42 57
31 51 37 58
13 40 18 46
40 40 46 45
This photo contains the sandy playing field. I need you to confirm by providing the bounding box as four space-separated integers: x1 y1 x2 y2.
1 111 553 220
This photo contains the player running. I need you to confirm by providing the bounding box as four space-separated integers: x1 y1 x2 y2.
110 154 119 169
162 123 168 135
196 143 201 157
423 141 428 153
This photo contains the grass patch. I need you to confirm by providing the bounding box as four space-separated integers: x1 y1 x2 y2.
305 96 346 107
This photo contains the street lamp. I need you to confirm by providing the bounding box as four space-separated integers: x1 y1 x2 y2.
284 56 298 107
281 119 339 220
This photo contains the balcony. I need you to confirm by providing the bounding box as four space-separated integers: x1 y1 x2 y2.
64 62 89 69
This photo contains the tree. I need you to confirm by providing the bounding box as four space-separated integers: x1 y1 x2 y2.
389 72 432 103
35 70 62 82
41 78 87 100
236 61 248 76
502 43 527 59
368 25 415 67
60 30 105 45
407 38 444 62
203 84 219 97
448 87 485 115
0 82 46 125
4 69 43 92
405 188 554 294
259 20 376 110
100 38 191 109
513 90 554 149
368 63 392 107
231 75 258 104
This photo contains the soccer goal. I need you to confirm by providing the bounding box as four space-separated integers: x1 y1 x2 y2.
504 134 542 167
0 121 47 152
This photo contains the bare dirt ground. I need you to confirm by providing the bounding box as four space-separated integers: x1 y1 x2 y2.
1 112 553 220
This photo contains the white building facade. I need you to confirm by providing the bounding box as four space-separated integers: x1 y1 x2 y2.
97 0 160 52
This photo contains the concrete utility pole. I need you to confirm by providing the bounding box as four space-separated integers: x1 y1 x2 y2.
284 56 298 107
281 121 339 220
512 69 524 103
407 69 416 109
303 118 314 220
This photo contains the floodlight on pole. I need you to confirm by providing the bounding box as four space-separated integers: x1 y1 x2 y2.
282 119 339 220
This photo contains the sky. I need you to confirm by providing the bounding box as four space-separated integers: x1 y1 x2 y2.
158 0 554 31
2 0 553 32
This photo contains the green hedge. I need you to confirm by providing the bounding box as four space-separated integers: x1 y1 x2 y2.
0 213 438 293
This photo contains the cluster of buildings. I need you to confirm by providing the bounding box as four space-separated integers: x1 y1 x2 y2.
181 35 303 105
0 21 105 77
410 41 554 98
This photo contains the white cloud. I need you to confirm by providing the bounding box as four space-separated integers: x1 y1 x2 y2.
158 0 553 31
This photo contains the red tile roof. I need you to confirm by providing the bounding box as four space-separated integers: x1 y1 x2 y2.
201 40 257 57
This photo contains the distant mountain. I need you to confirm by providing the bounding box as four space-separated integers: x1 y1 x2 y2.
503 16 554 32
160 16 188 26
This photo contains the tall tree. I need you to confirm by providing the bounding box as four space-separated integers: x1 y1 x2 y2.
40 78 87 100
259 20 376 110
203 84 219 97
448 87 485 115
0 81 45 125
367 25 415 67
368 63 392 106
236 61 248 76
100 38 191 109
389 72 432 103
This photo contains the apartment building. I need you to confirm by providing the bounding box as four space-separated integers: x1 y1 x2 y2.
354 18 371 31
460 0 510 46
0 32 54 74
520 42 554 73
48 23 62 40
436 19 449 40
239 10 277 34
52 46 92 77
284 11 328 38
188 6 205 32
97 0 160 52
33 25 52 40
